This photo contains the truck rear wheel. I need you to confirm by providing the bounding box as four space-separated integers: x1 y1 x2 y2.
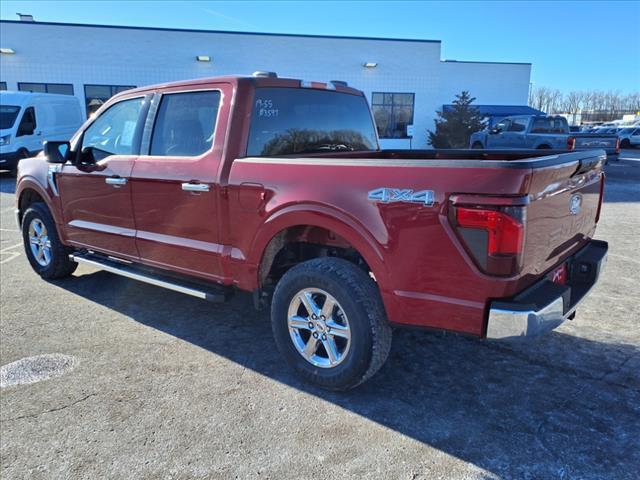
21 203 77 279
271 257 392 391
472 141 484 149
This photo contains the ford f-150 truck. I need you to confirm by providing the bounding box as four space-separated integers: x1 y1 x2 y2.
470 115 620 160
15 73 608 390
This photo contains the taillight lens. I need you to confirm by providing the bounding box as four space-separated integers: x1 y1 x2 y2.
567 136 576 150
451 204 526 276
615 137 621 153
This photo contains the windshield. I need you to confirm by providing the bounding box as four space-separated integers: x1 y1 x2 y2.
0 105 21 130
247 87 378 156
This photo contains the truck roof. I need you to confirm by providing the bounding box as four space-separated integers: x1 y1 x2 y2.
113 74 364 99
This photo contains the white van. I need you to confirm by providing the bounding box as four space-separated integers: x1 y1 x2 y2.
1 91 83 174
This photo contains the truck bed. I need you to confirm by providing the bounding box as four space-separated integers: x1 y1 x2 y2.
232 148 605 334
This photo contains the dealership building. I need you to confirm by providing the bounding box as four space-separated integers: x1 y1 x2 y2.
0 19 533 149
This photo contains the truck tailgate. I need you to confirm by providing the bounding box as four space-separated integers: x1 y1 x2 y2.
573 134 618 153
523 153 605 280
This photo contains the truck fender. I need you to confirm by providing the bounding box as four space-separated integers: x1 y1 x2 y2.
16 176 61 229
249 203 390 291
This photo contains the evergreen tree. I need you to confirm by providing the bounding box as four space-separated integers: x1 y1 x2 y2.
428 91 485 148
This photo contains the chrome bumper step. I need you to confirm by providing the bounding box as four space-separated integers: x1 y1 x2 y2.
69 253 230 303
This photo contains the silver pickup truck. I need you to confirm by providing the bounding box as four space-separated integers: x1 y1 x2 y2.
470 115 620 160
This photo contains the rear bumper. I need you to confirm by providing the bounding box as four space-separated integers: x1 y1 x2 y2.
486 239 608 340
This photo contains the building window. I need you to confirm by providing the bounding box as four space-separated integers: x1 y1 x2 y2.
84 84 136 117
18 82 74 95
0 82 7 91
371 92 415 138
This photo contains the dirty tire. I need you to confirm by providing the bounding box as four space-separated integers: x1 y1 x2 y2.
271 257 392 391
21 202 77 279
620 138 630 149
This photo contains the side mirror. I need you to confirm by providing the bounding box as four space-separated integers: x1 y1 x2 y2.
44 141 70 164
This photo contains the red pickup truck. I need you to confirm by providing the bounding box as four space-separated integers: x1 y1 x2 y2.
15 73 608 390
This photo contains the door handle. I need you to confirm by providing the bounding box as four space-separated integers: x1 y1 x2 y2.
105 177 127 187
181 182 209 192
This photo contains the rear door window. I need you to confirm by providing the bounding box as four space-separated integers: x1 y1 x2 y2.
508 118 528 132
150 91 221 157
247 87 378 156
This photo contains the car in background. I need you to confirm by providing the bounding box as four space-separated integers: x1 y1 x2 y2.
595 127 618 134
469 115 620 160
0 91 83 175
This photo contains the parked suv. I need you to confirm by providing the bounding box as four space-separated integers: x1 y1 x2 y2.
15 74 608 390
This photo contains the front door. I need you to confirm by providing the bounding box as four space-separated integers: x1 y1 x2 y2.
130 86 230 282
486 119 512 149
57 96 148 259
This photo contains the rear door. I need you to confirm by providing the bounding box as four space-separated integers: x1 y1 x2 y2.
130 84 231 282
508 117 529 148
57 95 149 258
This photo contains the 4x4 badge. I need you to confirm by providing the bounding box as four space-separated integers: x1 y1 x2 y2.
368 188 435 206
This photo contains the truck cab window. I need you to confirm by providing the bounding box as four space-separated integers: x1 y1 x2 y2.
150 91 221 157
531 118 567 134
247 88 378 156
17 107 36 136
81 97 144 161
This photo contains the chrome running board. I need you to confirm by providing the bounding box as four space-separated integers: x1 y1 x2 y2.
70 253 229 303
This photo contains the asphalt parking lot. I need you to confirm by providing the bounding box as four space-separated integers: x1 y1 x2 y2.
1 151 639 479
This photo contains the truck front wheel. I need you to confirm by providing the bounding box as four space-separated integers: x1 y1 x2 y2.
271 257 392 391
21 203 77 279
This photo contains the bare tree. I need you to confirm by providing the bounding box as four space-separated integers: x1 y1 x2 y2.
529 86 640 122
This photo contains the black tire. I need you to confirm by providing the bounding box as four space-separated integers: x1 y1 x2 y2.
471 142 484 149
271 257 392 391
537 144 551 149
620 139 631 149
21 203 77 279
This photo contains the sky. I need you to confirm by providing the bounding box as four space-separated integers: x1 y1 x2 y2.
1 0 639 94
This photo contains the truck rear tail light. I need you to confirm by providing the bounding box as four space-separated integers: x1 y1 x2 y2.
450 204 526 276
615 137 621 154
567 136 576 150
